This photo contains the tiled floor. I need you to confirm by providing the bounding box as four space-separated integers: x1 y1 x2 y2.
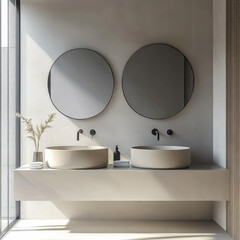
3 220 232 240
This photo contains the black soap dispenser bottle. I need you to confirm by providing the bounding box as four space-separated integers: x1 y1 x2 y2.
114 145 120 161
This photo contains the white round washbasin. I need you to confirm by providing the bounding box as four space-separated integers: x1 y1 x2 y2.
131 146 191 169
45 146 108 169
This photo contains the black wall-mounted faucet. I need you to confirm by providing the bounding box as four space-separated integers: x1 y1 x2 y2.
152 128 160 141
77 129 83 141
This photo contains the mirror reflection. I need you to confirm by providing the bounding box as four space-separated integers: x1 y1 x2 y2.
48 48 114 119
122 44 194 119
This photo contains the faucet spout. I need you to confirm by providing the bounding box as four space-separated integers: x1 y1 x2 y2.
77 129 83 141
151 128 160 141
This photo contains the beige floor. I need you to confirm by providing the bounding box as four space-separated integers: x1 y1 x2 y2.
3 220 232 240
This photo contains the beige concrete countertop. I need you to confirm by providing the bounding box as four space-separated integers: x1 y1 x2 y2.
16 163 228 171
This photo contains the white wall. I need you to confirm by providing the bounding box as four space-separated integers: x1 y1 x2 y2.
21 201 213 220
213 0 226 229
213 0 226 169
21 0 214 219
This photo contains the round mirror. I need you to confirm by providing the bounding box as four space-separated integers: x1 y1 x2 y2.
48 48 114 119
122 44 194 119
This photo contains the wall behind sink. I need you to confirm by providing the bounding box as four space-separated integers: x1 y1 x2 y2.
21 0 213 219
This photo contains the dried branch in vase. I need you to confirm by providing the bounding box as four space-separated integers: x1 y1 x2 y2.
16 112 56 152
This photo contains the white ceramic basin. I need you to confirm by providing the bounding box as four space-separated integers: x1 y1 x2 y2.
131 146 191 169
45 146 108 169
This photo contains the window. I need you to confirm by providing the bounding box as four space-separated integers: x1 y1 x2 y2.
0 0 20 237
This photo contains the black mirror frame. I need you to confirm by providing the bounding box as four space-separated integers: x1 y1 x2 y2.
122 43 195 120
48 48 115 120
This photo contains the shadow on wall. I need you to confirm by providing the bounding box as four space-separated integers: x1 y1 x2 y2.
21 201 212 221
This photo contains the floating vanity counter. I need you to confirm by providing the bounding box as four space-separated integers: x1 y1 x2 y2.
14 164 229 201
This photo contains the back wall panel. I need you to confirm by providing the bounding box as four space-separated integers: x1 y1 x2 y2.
21 0 213 219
